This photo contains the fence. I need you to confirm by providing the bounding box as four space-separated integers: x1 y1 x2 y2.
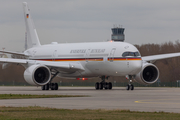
0 81 180 87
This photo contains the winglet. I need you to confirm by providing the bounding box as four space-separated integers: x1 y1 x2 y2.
22 2 41 49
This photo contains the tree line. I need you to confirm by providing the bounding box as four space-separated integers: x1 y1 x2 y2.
135 40 180 82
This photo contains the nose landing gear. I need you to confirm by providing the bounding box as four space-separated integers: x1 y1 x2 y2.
126 75 134 90
126 80 134 90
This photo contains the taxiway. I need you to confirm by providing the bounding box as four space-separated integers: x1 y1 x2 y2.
0 87 180 113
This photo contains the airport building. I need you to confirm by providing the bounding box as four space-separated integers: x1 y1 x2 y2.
111 27 125 42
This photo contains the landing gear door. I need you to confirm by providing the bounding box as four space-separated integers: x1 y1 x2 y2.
109 48 116 62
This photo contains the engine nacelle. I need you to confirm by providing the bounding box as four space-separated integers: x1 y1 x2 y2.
24 64 51 86
134 63 159 85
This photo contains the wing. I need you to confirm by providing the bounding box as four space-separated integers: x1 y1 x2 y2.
0 58 84 72
142 53 180 62
0 50 28 57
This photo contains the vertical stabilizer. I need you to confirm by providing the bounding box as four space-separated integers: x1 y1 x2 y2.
22 2 41 50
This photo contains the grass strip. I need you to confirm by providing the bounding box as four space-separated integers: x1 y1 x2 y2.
0 106 180 120
0 94 86 99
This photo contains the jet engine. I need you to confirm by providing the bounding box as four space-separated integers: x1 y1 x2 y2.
24 64 51 86
134 63 159 85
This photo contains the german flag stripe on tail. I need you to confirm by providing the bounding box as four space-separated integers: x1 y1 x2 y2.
26 14 29 18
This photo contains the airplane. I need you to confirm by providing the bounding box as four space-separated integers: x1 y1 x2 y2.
0 2 180 91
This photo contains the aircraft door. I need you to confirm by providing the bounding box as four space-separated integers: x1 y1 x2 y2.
52 50 57 61
85 49 91 62
109 48 116 62
32 49 36 58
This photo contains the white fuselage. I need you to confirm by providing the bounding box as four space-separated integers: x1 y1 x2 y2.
24 41 142 78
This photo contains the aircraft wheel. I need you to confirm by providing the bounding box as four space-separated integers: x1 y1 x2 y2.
41 85 45 90
51 83 55 90
109 82 112 89
105 82 108 89
45 84 49 90
99 82 103 90
126 84 130 90
130 84 134 90
95 82 99 90
54 83 58 90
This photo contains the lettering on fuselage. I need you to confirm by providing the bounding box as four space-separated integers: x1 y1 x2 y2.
91 49 105 53
70 49 105 54
70 49 86 53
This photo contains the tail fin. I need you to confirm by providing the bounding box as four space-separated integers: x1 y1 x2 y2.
22 2 41 50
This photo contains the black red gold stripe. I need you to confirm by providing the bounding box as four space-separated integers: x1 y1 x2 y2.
108 57 141 61
33 57 141 62
26 14 29 18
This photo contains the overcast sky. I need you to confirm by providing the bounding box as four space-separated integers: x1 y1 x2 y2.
0 0 180 52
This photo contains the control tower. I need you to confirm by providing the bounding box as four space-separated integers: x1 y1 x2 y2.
111 27 125 42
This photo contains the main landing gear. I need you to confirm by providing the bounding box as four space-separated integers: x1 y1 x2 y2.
41 70 59 91
41 83 59 90
95 76 112 90
126 75 134 90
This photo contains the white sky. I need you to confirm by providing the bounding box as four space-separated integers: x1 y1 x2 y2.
0 0 180 51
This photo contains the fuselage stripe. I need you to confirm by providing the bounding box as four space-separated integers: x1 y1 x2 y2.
32 57 142 61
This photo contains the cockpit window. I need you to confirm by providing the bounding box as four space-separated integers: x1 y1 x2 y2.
134 52 140 56
122 51 140 57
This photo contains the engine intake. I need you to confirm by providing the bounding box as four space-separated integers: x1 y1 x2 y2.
134 63 159 85
24 64 51 86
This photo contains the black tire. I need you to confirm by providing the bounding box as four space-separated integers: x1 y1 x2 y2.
41 85 45 90
130 84 134 90
126 84 130 90
55 83 58 90
105 82 108 89
109 82 112 89
51 83 55 90
95 82 99 90
45 84 49 90
99 82 103 90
